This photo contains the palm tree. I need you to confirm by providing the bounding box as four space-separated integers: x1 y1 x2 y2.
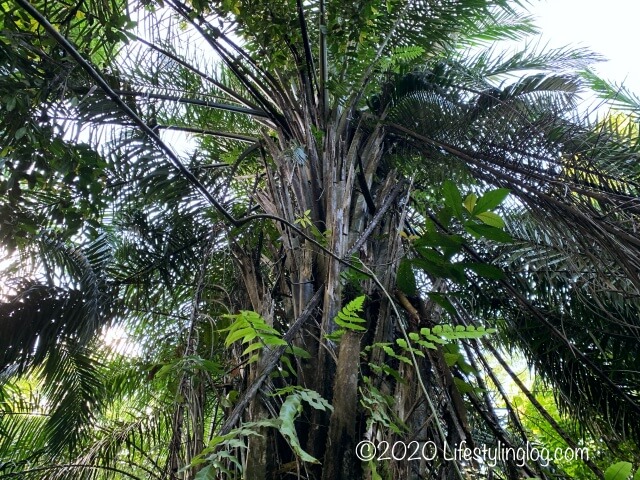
2 0 640 479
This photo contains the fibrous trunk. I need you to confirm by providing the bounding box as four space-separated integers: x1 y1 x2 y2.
232 110 415 478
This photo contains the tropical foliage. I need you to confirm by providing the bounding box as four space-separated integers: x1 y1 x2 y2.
2 0 640 479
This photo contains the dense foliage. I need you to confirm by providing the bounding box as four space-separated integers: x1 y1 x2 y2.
2 0 640 478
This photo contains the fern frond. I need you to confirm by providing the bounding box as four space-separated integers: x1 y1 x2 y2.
334 295 366 332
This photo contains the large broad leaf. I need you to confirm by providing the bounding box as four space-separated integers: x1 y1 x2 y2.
475 211 505 228
463 262 505 280
465 223 513 243
442 180 463 219
397 259 417 295
605 462 633 480
279 393 321 464
473 188 510 214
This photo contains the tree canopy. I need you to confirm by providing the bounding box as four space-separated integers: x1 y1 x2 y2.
2 0 640 479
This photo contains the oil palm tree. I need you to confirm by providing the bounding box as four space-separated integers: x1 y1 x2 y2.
2 0 640 479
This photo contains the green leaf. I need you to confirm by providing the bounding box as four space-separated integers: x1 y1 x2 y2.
473 188 510 214
444 353 460 366
475 211 505 228
442 180 463 219
427 293 457 316
287 346 311 359
279 393 325 464
370 461 383 480
242 342 264 355
325 329 346 342
298 389 332 412
335 318 367 331
464 262 505 280
225 327 257 346
465 223 513 243
397 259 417 295
248 353 260 364
414 231 464 250
279 355 295 377
334 296 366 331
15 126 27 140
416 339 437 349
415 247 446 264
633 467 640 480
436 206 453 229
463 193 477 213
262 336 287 346
453 377 474 394
457 358 476 375
194 465 215 480
382 345 395 356
449 263 469 285
6 96 16 112
605 462 633 480
395 354 412 364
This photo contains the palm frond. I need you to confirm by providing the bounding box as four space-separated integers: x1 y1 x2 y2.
583 70 640 117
